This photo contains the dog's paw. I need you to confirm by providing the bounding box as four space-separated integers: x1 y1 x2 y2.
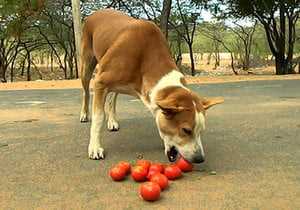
88 144 105 160
107 118 119 132
80 112 89 123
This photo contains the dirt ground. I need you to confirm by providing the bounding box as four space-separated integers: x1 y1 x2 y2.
1 74 300 91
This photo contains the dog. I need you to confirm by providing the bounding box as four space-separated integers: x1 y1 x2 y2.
79 9 224 163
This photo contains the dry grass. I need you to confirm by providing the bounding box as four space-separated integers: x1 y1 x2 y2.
1 74 300 91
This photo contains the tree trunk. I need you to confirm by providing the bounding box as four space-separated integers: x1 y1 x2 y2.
21 37 31 81
0 39 6 82
214 53 219 69
275 56 286 75
243 41 250 70
244 59 250 71
0 57 7 82
262 19 285 74
26 51 31 81
277 4 287 75
21 58 25 76
74 54 79 78
207 53 212 65
243 48 250 71
50 50 54 72
63 52 68 79
244 22 256 71
10 40 20 82
69 56 74 79
213 41 220 69
160 0 172 39
175 37 182 66
10 57 15 82
0 65 6 82
46 53 49 69
230 52 238 75
188 43 195 76
286 13 296 74
214 52 220 69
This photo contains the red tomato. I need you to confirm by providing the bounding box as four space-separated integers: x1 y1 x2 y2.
109 166 126 181
131 166 148 182
150 173 169 190
117 161 131 174
136 160 151 170
139 182 161 201
149 163 164 173
147 170 160 180
176 157 193 172
164 165 182 180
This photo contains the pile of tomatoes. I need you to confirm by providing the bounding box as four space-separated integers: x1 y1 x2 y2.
109 157 193 201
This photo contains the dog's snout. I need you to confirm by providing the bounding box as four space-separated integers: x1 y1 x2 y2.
192 155 205 163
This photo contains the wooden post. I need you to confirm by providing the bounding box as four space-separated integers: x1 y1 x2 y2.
71 0 82 71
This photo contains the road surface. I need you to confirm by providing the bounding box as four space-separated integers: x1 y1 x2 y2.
0 80 300 209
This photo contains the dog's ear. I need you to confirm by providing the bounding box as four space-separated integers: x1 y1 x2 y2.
191 92 224 111
202 97 224 110
157 100 185 119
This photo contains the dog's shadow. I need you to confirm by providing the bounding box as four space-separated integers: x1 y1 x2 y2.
104 116 164 153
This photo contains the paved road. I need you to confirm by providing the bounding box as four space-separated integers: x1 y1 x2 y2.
0 80 300 210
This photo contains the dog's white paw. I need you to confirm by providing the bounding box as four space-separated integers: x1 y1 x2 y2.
80 112 89 123
107 118 119 131
88 144 105 159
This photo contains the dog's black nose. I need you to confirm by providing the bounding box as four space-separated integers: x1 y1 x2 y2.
192 155 205 163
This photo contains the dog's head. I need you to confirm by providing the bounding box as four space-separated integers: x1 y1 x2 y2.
155 87 223 163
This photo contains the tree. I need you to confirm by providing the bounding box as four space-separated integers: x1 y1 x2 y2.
219 0 300 74
160 0 172 38
200 21 238 74
229 21 257 70
34 0 80 79
169 0 203 76
193 33 216 65
0 0 45 82
169 29 184 67
251 24 272 63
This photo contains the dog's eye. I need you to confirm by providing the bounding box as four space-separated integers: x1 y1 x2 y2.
182 128 192 135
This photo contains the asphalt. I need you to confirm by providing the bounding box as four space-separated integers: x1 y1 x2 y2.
0 80 300 210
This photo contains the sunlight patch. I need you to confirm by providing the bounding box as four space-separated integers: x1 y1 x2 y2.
16 101 46 105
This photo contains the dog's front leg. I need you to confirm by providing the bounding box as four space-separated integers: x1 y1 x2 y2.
88 83 108 159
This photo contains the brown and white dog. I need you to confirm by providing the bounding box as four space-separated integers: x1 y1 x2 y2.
79 9 224 163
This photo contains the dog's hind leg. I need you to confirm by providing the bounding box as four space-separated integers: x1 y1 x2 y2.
79 30 97 122
105 92 119 131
